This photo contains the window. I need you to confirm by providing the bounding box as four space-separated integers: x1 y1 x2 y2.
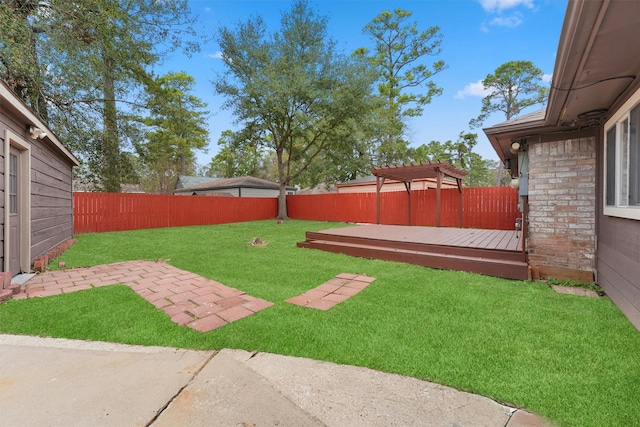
9 153 17 215
604 88 640 220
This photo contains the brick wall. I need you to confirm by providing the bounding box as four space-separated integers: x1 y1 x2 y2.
527 137 596 275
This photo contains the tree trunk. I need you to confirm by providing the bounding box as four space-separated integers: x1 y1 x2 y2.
4 3 48 121
27 31 48 121
102 53 120 192
277 182 288 220
276 149 288 220
180 150 187 175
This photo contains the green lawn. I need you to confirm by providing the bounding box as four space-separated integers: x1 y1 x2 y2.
1 219 639 427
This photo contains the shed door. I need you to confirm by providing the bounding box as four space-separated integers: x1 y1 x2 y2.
9 148 21 275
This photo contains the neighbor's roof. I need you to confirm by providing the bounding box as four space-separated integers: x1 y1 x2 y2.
175 175 220 189
296 183 336 194
337 175 378 185
0 81 80 166
175 176 295 193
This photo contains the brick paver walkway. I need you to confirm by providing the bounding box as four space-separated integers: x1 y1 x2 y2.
13 261 273 332
286 273 375 310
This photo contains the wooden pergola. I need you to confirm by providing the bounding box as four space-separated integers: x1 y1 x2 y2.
372 162 467 226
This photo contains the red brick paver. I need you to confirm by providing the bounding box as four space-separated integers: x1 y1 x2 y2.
285 273 375 311
13 261 273 332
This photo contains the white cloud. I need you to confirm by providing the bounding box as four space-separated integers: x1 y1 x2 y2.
455 80 493 99
478 0 534 12
542 73 552 83
489 13 523 28
207 51 225 60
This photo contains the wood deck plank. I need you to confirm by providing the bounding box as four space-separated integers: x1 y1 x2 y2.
478 231 500 249
486 230 511 250
505 231 524 251
456 229 494 248
477 230 504 249
316 225 524 251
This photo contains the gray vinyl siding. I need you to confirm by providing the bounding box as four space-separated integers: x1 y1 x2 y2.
597 237 640 328
239 187 279 198
30 139 74 260
0 102 75 271
596 131 640 329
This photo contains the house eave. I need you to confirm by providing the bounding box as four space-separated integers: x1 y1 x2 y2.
545 0 604 126
483 113 551 163
547 0 640 127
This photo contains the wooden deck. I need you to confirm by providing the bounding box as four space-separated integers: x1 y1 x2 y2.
297 224 528 280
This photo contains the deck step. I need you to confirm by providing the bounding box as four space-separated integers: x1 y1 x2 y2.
298 239 529 281
0 289 13 303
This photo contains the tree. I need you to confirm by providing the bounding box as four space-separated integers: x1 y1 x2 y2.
358 8 446 165
215 0 376 219
465 152 496 187
410 132 476 169
135 72 209 193
0 0 199 191
295 122 374 188
408 132 495 187
206 129 273 179
0 0 48 119
469 60 549 128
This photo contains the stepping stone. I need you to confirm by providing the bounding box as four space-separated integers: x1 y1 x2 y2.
286 274 375 310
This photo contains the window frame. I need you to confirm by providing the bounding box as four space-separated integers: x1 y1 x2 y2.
604 87 640 220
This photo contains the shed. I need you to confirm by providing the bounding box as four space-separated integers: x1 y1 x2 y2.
0 81 79 281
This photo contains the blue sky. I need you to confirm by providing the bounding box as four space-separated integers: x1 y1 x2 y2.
155 0 568 167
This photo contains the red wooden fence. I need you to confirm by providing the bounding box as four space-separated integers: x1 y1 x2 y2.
286 186 519 230
73 187 518 234
74 192 277 233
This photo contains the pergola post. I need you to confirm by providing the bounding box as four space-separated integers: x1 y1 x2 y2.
376 176 383 224
403 181 412 225
436 171 442 227
457 178 463 227
371 162 467 230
